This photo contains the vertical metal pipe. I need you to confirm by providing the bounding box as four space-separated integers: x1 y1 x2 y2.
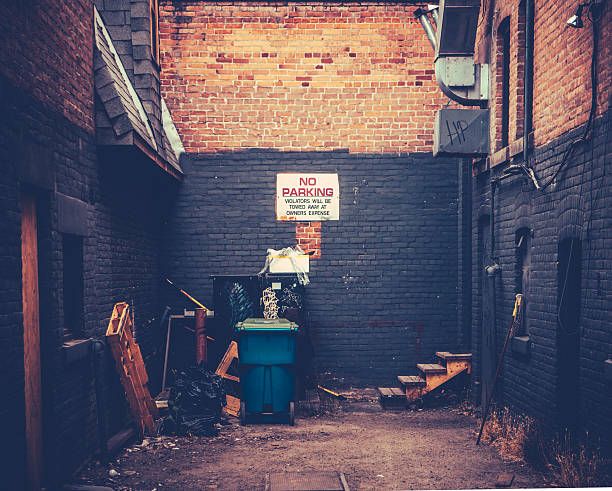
523 0 534 164
430 7 439 26
415 8 437 51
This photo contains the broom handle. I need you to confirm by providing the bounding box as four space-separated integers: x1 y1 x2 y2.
476 295 523 445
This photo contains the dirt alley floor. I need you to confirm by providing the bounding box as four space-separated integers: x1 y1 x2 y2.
75 391 547 490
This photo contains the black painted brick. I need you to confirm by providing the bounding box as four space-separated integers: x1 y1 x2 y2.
163 150 463 387
470 108 612 445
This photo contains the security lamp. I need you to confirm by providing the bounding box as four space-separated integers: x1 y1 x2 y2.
567 4 585 28
567 1 605 28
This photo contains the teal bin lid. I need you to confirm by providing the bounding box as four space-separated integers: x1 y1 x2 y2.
235 318 299 332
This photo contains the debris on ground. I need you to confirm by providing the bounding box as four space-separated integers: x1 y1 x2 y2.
495 472 515 487
159 364 226 436
76 405 546 490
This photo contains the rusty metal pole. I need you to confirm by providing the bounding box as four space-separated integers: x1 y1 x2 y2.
195 308 207 364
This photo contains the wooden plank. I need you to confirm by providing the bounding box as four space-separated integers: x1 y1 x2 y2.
398 375 426 386
216 342 241 415
378 387 405 398
107 336 146 435
106 302 158 435
215 341 239 380
436 351 473 361
379 387 407 409
21 192 43 491
224 394 240 417
417 363 447 374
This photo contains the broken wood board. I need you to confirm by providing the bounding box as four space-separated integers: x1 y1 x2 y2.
216 341 241 416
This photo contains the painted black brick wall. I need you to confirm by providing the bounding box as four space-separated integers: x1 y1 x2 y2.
0 73 174 487
164 150 462 386
470 108 612 445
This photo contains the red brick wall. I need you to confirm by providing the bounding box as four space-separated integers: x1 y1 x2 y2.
296 221 321 258
0 0 95 132
159 1 449 154
477 0 611 151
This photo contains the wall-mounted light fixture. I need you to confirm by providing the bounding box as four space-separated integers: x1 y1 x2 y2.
567 0 605 28
567 3 587 27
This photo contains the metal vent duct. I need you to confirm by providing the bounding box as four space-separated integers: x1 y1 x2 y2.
436 0 481 57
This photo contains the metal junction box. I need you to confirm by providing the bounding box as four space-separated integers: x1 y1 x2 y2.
433 108 489 157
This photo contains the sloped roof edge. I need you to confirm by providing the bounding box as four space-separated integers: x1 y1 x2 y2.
94 7 183 177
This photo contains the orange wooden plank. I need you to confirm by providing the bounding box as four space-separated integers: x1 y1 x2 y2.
216 342 241 416
215 341 239 379
224 394 240 417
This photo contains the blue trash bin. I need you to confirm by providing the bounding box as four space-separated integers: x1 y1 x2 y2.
236 318 299 425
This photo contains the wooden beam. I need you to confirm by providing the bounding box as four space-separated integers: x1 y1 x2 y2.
21 192 43 491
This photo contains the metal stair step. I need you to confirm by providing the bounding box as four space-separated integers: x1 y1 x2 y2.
436 351 472 361
417 363 447 374
397 375 426 387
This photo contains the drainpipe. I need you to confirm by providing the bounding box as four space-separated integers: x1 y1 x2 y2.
523 0 534 167
486 178 500 386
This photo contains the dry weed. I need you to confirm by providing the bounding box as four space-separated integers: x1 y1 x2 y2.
543 431 611 488
480 406 537 462
480 406 611 487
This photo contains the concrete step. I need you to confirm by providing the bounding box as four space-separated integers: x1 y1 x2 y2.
397 375 426 387
416 363 447 374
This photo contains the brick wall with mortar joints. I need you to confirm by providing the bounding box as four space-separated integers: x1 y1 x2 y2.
476 0 611 153
0 74 174 487
163 150 461 386
470 108 612 443
296 221 322 258
158 1 454 154
0 0 95 133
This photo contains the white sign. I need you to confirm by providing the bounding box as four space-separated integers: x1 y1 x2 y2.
276 173 340 221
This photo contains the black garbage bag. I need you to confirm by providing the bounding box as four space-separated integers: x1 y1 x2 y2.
161 363 226 436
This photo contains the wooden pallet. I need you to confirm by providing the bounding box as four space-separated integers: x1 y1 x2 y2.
106 302 158 436
215 341 240 417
